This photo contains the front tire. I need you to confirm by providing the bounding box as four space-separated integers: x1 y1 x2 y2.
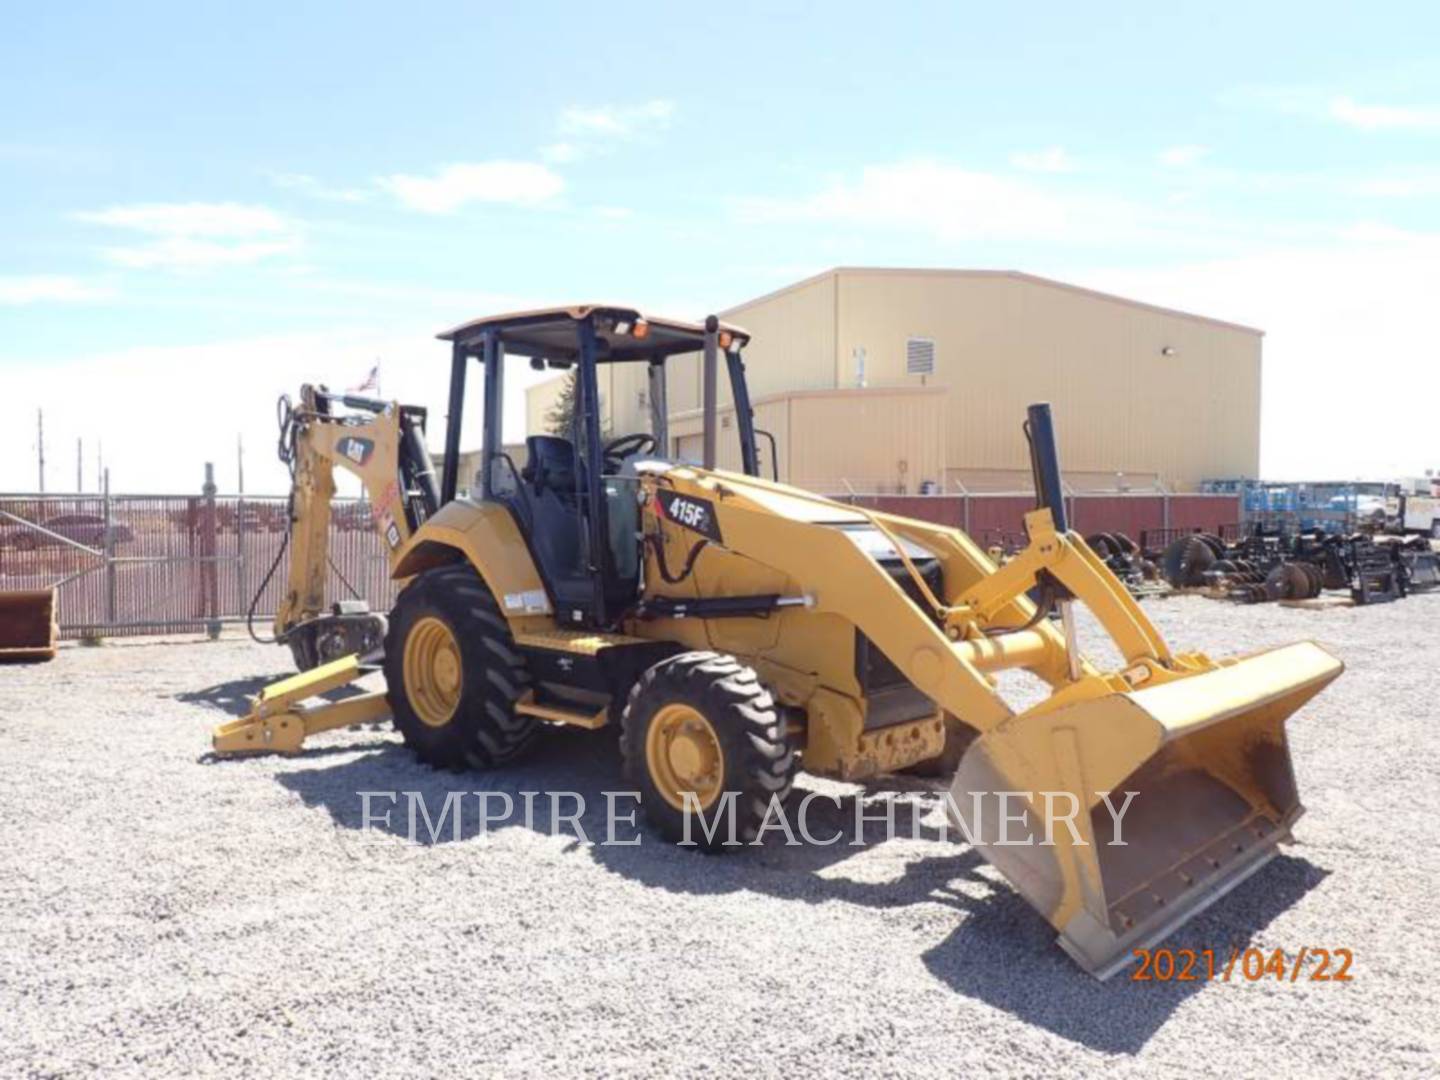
383 564 534 770
621 652 797 850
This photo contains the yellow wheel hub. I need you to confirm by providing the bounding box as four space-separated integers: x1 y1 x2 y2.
403 616 463 728
646 703 725 811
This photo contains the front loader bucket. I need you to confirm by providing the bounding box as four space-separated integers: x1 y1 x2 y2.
947 641 1342 978
0 588 58 662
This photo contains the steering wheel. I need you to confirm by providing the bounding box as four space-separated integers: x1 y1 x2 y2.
602 432 657 470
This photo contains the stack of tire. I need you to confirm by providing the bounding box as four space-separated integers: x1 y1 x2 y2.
1083 531 1158 583
1210 553 1271 602
1262 561 1324 602
1160 533 1228 589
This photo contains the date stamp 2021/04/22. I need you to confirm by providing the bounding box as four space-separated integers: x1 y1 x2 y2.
1131 947 1354 983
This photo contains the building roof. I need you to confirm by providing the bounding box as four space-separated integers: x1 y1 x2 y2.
720 267 1264 337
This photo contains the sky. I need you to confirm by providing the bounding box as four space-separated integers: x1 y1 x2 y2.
4 1 1440 494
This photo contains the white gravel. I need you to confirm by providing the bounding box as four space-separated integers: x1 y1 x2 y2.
2 595 1438 1077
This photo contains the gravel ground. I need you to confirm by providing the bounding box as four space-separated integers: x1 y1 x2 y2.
1 595 1438 1078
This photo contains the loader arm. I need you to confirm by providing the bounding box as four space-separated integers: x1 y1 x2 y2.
644 473 1126 737
642 464 1341 978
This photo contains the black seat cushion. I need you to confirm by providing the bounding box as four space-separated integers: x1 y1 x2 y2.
523 436 580 497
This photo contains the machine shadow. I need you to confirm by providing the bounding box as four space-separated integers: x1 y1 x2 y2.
175 674 276 716
275 724 985 885
273 724 1329 1054
175 672 373 717
922 852 1330 1054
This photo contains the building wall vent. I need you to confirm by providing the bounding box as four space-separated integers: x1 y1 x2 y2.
906 337 935 376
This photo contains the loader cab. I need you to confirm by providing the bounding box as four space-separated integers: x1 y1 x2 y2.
436 306 759 629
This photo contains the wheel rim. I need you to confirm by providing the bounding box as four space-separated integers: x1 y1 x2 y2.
403 616 462 728
645 703 725 812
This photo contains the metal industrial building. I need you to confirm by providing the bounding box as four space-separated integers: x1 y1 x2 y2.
526 268 1263 494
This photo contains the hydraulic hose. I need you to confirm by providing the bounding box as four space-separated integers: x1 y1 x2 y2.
246 393 300 645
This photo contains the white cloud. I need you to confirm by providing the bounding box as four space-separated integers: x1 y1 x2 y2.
1345 171 1440 198
1225 84 1440 134
73 201 301 269
0 275 115 305
1330 96 1440 132
377 162 564 214
1 322 554 492
1010 147 1074 173
559 100 675 138
736 161 1160 245
1159 144 1209 167
267 171 369 203
74 202 288 237
101 238 300 269
540 142 582 164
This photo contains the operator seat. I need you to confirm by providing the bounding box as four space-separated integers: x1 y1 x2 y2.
517 435 590 614
522 435 584 500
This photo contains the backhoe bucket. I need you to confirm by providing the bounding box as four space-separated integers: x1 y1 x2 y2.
0 588 58 662
947 641 1342 978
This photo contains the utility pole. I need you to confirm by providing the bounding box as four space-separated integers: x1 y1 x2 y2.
237 433 245 494
36 409 45 493
77 438 83 492
96 440 103 487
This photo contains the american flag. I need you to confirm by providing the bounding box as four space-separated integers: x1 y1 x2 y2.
349 363 380 394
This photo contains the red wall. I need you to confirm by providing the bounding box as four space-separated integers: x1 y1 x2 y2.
852 493 1241 547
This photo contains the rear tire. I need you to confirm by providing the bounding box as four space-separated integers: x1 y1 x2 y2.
621 652 796 850
383 564 534 770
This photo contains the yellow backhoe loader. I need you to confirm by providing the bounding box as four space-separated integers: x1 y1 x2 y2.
252 384 440 670
213 306 1342 977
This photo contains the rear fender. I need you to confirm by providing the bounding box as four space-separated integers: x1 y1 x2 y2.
392 500 553 626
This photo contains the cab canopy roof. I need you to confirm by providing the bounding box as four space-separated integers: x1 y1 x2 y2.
438 304 750 364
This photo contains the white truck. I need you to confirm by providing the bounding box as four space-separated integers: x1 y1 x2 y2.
1386 478 1440 537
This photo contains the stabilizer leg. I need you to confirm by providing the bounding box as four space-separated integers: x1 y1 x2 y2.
212 654 391 755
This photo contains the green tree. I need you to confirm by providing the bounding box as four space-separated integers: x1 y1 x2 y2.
544 371 610 440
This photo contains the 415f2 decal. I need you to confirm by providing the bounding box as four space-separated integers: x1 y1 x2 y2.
655 489 723 543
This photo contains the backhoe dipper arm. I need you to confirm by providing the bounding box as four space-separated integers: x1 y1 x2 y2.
274 405 336 639
273 386 425 640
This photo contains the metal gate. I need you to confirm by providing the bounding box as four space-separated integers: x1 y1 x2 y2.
0 477 396 640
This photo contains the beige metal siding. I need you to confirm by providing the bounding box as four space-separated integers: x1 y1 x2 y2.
832 270 1260 490
523 268 1261 493
785 388 945 494
606 359 649 436
708 272 836 408
669 387 944 494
